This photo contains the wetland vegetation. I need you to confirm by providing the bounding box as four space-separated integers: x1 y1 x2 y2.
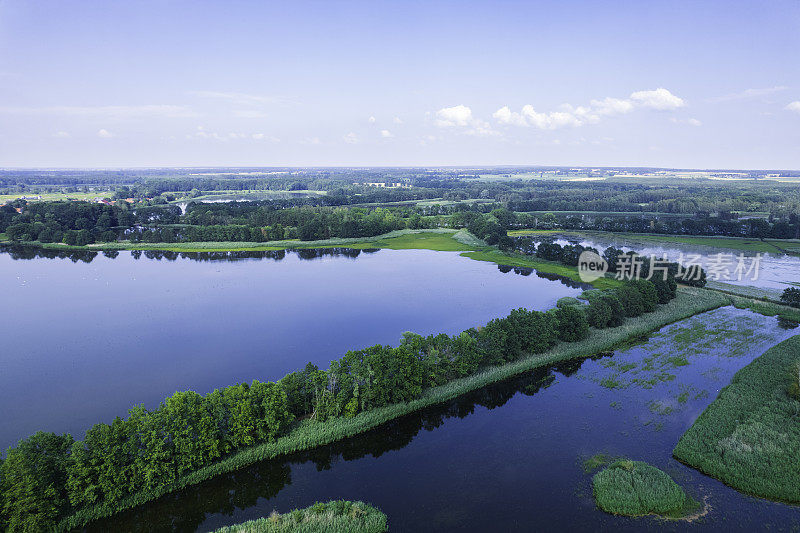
673 335 800 504
211 501 387 533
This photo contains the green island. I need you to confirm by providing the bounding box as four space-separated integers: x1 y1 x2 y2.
592 459 698 518
673 335 800 504
211 501 387 533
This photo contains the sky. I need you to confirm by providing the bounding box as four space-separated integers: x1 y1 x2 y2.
0 0 799 169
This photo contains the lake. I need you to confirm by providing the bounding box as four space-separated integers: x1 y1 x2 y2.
88 307 800 532
0 246 582 452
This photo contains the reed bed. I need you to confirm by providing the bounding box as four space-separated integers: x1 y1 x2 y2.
673 335 800 504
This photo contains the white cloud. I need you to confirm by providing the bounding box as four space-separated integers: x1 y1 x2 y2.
368 116 376 124
670 117 703 126
190 91 281 106
301 137 321 145
187 126 274 141
629 88 685 110
0 104 197 118
786 101 800 113
709 86 788 103
251 133 280 142
435 105 498 136
97 129 114 138
590 97 634 116
493 87 685 130
380 129 393 138
54 131 70 138
393 116 403 124
343 132 359 144
234 110 269 118
435 105 474 127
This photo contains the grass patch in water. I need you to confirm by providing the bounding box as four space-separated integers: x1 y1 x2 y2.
592 460 697 518
211 500 387 533
673 335 800 504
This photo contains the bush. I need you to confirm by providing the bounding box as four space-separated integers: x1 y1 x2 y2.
554 305 589 342
599 293 626 327
629 280 659 313
556 297 581 308
651 276 678 304
615 285 646 317
586 298 613 328
781 287 800 309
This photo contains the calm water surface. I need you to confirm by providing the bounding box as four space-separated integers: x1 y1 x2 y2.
0 246 581 451
91 307 800 532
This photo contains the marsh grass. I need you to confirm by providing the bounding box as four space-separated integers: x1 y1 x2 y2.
211 501 387 533
729 295 800 322
592 460 691 517
57 288 728 531
673 335 800 504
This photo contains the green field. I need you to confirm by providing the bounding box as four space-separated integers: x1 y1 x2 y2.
0 191 115 203
58 288 728 531
673 335 800 504
212 501 387 533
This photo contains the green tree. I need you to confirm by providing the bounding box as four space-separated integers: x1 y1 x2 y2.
554 305 589 341
1 432 74 532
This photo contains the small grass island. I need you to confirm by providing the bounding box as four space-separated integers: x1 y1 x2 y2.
211 500 387 533
592 459 697 518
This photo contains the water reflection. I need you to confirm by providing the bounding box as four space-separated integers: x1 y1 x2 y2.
496 263 591 289
0 244 381 264
89 355 608 532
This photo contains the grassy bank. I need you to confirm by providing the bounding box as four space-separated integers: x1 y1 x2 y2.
461 249 621 289
673 335 800 504
728 295 800 322
212 501 387 533
58 287 728 531
3 228 471 253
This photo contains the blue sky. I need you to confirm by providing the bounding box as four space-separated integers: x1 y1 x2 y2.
0 0 798 168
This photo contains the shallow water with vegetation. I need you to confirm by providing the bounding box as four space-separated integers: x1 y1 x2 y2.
0 246 582 452
90 307 800 532
543 232 800 293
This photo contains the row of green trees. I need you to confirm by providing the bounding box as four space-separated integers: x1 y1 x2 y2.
0 277 677 531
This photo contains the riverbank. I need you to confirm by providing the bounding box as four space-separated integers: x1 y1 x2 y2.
58 287 729 531
0 228 618 289
673 335 800 504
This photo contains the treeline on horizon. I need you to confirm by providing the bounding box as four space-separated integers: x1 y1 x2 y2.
3 196 799 250
0 271 682 531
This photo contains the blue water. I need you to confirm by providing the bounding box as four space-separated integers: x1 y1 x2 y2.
90 308 800 532
0 247 580 451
